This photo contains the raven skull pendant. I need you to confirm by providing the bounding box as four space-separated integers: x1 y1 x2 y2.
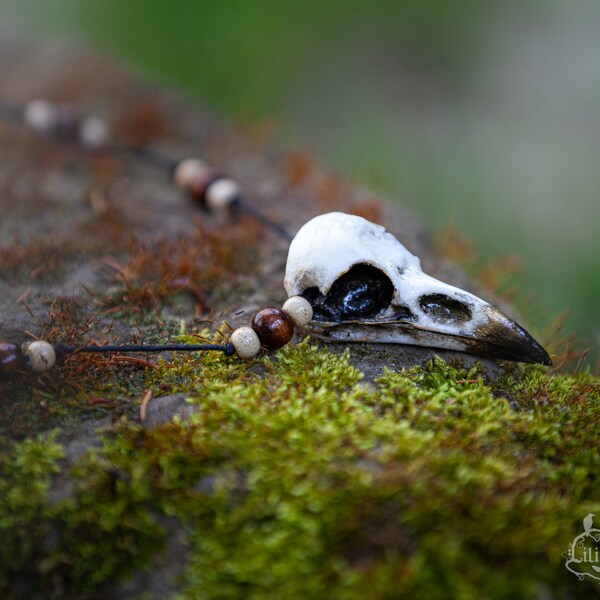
284 212 551 365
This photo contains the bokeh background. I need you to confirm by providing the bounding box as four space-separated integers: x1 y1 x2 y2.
2 0 599 364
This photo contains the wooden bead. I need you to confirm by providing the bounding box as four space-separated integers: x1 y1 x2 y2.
54 104 80 138
230 327 261 359
0 341 26 379
252 307 294 350
205 178 241 210
282 296 313 327
24 341 56 373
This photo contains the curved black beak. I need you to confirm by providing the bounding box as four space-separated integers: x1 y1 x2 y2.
464 306 552 365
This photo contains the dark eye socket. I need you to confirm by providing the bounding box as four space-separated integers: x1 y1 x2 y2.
303 264 394 321
419 294 472 323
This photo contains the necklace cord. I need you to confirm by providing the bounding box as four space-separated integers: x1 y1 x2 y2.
56 342 236 357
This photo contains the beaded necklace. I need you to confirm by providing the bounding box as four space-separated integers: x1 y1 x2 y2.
0 98 308 380
0 296 312 379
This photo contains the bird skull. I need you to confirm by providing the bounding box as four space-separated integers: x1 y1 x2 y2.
284 212 551 365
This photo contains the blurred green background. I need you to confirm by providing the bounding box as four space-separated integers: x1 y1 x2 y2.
2 0 599 364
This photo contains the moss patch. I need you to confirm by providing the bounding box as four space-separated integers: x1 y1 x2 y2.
0 341 598 598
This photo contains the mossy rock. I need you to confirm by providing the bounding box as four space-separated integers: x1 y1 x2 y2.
1 341 599 598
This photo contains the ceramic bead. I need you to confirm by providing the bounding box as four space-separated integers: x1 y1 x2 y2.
24 341 56 373
23 99 57 134
172 158 214 198
282 296 313 327
205 178 241 210
80 116 110 149
230 326 262 359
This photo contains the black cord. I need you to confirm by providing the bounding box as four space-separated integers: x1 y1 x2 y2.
102 142 179 172
0 103 21 122
233 201 293 242
56 342 236 357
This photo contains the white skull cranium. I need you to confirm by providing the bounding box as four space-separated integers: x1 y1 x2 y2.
284 212 551 365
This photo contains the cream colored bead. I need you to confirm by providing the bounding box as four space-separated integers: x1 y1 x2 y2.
24 341 56 373
230 326 261 359
80 116 111 149
172 158 212 191
205 178 241 210
24 99 57 134
282 296 313 327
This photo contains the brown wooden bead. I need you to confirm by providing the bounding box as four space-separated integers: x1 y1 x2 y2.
251 307 294 350
0 341 26 379
55 104 81 138
187 172 218 202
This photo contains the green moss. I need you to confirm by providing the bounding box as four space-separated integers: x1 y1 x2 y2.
0 343 598 598
58 447 166 588
0 434 64 589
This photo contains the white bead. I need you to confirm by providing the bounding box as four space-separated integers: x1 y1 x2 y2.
205 178 241 210
24 341 56 373
282 296 313 327
230 327 261 359
172 158 212 191
24 99 57 134
79 116 110 149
